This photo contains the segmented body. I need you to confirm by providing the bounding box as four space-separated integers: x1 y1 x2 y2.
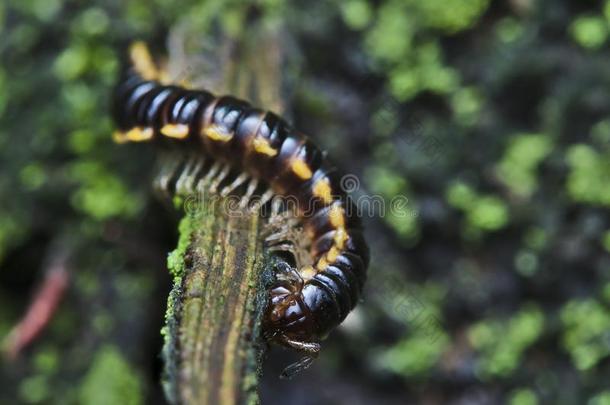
112 43 369 365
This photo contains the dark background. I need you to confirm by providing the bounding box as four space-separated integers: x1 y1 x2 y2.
1 0 610 404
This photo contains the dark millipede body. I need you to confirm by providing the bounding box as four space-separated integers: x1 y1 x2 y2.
112 42 369 375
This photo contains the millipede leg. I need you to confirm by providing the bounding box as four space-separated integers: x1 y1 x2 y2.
209 164 231 194
197 161 221 192
278 337 321 379
265 209 300 235
174 156 198 195
239 178 259 209
220 173 249 197
266 227 312 268
265 229 295 243
281 338 320 355
270 196 283 219
264 205 312 268
251 188 274 212
272 260 303 287
185 157 205 193
155 155 182 198
153 156 168 195
267 242 297 255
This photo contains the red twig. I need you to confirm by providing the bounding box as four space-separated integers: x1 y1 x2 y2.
2 255 70 360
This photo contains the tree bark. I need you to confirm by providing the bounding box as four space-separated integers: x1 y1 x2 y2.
162 198 271 405
160 15 287 404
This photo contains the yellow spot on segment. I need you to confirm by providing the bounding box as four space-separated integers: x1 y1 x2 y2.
125 127 154 142
326 246 340 263
158 67 171 85
161 123 189 139
316 257 329 271
300 266 317 281
252 137 278 156
291 159 313 180
129 41 158 81
203 125 233 142
333 227 348 249
329 205 346 228
312 177 333 204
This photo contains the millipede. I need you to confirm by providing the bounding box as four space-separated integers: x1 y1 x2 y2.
112 42 369 377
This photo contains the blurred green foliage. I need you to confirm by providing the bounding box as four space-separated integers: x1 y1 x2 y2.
566 144 610 206
79 345 143 405
469 306 544 378
496 134 553 198
570 15 608 50
509 388 539 405
447 181 509 235
561 299 610 371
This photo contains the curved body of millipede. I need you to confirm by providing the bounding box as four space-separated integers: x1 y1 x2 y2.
112 42 369 376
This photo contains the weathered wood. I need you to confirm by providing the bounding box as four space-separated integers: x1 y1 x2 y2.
160 15 287 404
162 198 272 405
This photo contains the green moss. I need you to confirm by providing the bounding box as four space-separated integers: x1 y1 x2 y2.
570 15 608 50
509 388 539 405
162 276 182 338
566 144 610 206
469 305 544 378
496 134 553 198
167 215 195 280
560 299 610 370
79 345 143 405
